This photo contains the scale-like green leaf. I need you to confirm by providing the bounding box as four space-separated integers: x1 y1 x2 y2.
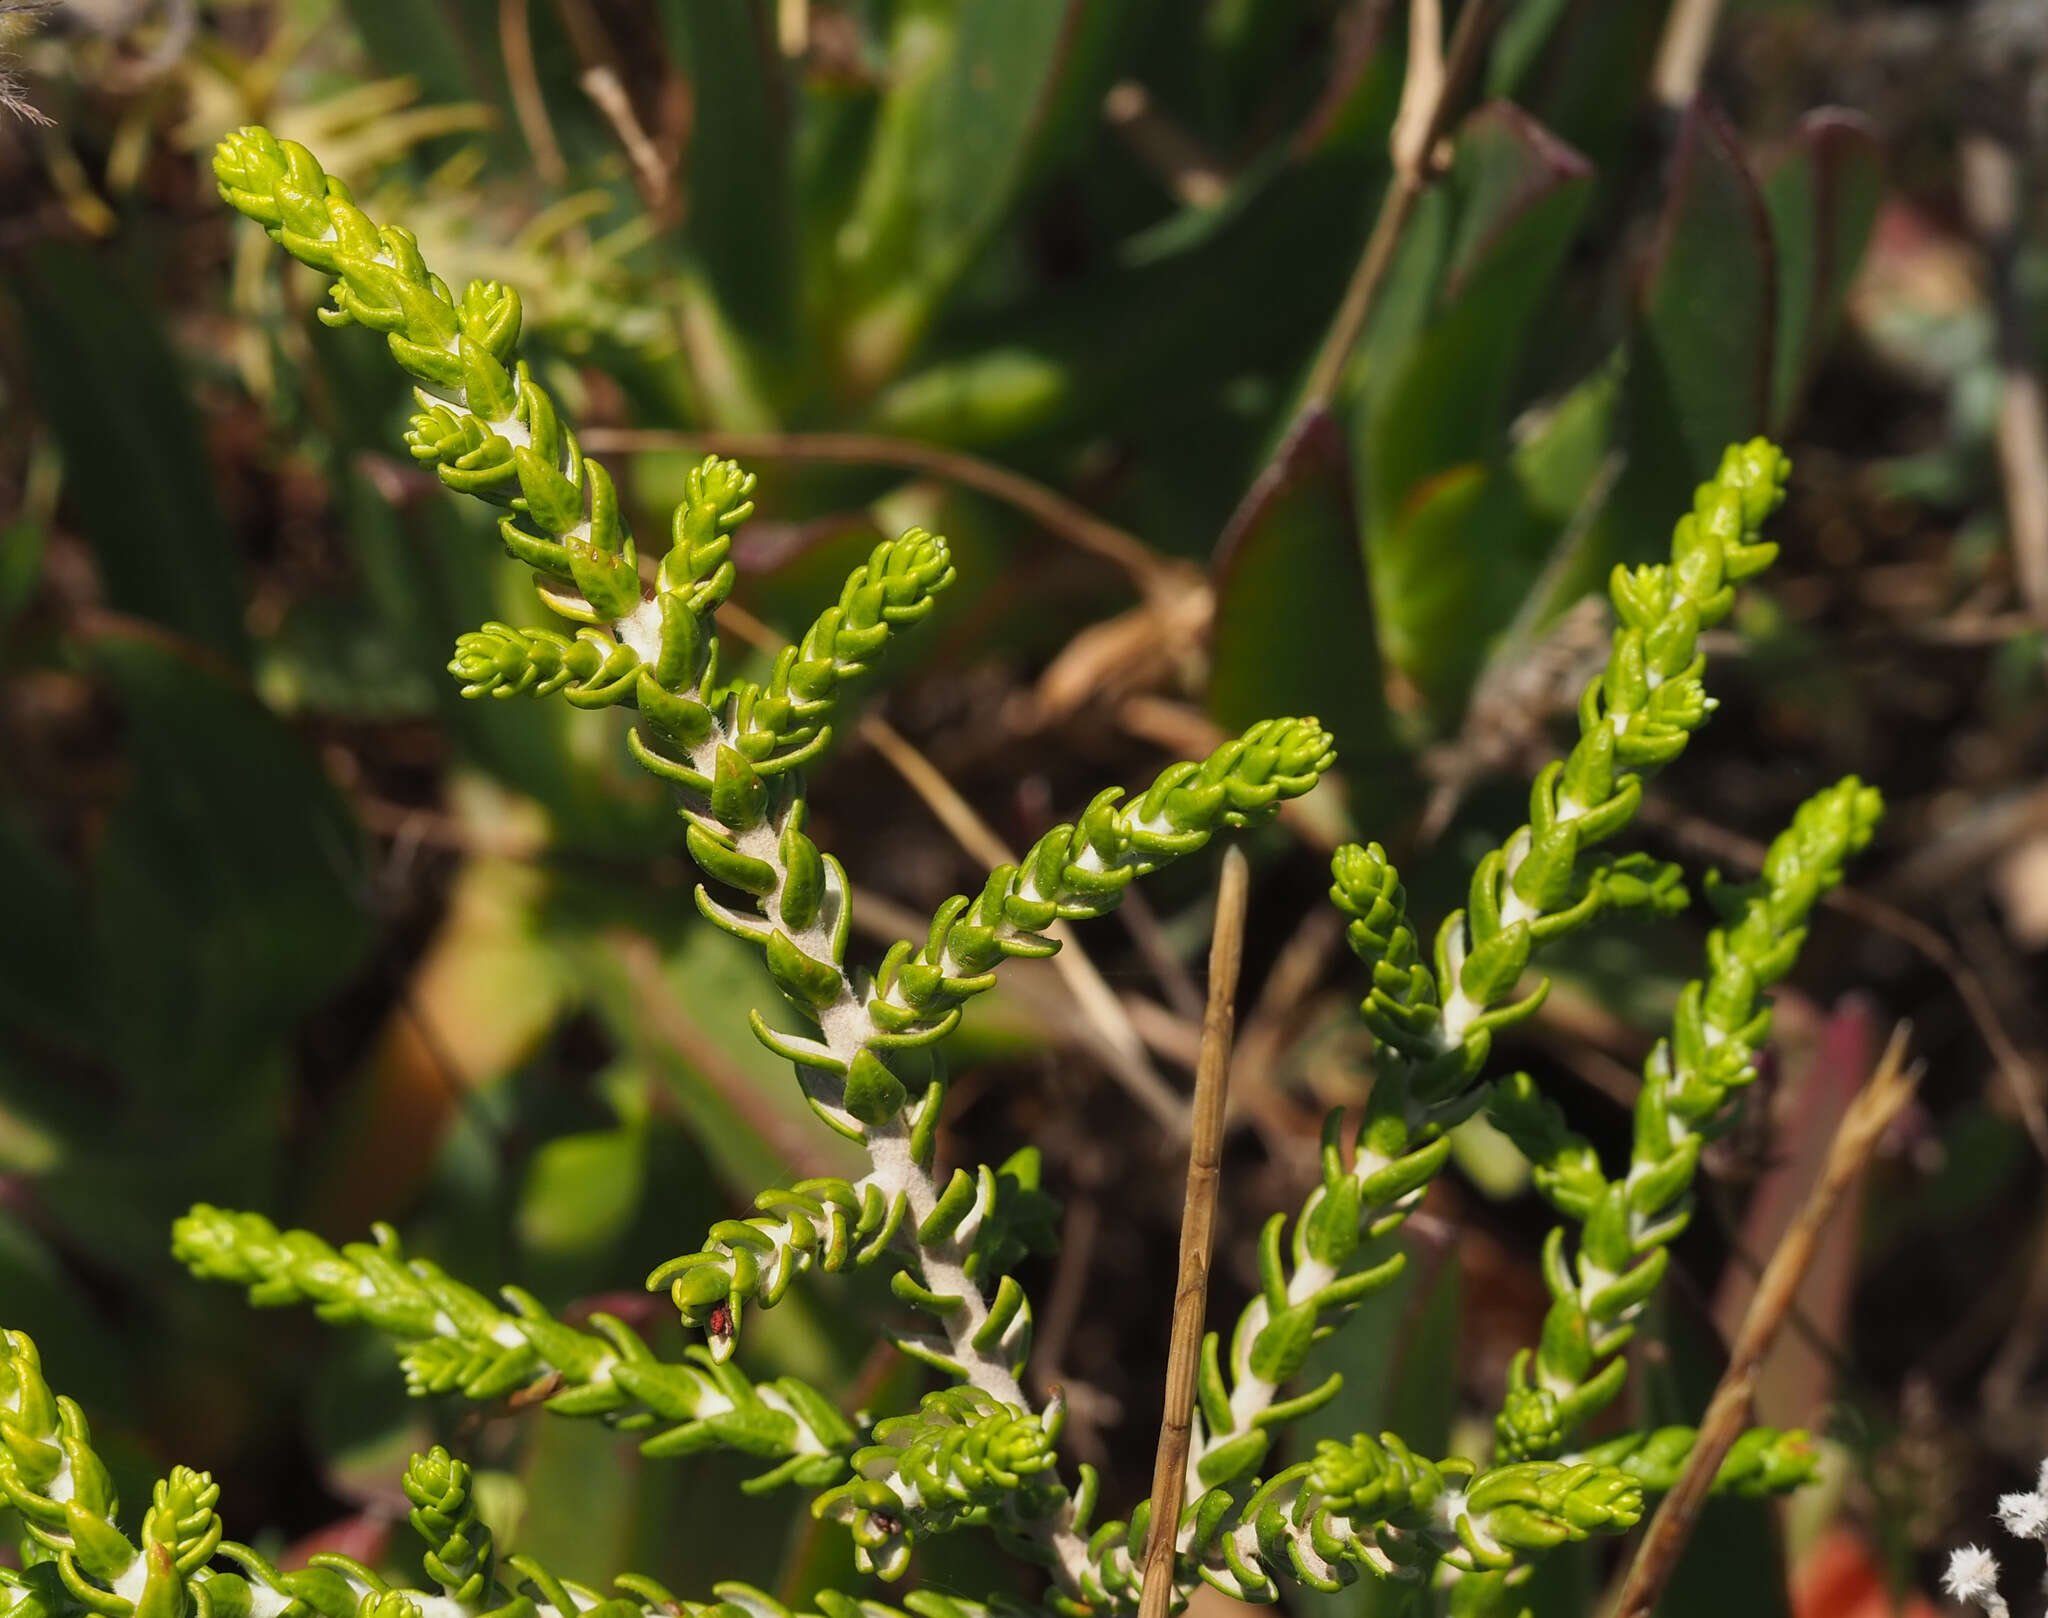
1296 1247 1463 1618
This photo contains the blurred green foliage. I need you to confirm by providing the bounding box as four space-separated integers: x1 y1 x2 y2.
0 0 1936 1614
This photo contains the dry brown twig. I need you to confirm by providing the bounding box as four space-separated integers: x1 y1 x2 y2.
582 426 1191 604
1649 0 1728 115
546 0 672 209
1027 581 1214 731
580 65 671 207
1139 845 1249 1618
853 709 1193 1140
1959 129 2048 636
1119 884 1206 1024
499 0 568 191
1611 1023 1923 1618
777 0 808 58
1118 996 1204 1071
1294 0 1500 414
1103 79 1232 209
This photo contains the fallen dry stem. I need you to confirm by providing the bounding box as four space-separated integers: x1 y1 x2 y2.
777 0 808 57
1610 1022 1920 1618
499 0 568 190
1296 0 1498 414
1117 883 1206 1024
1649 0 1728 114
583 427 1186 603
1139 845 1249 1618
580 65 671 207
1959 131 2048 636
1103 79 1231 208
854 711 1191 1140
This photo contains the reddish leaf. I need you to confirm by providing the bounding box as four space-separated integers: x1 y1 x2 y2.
278 1512 393 1572
1441 101 1595 300
1713 993 1880 1430
1793 1528 1941 1618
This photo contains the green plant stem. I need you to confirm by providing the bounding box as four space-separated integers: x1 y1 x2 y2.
214 127 1343 1606
1610 1025 1919 1618
1184 441 1791 1499
171 1208 854 1490
1490 776 1884 1460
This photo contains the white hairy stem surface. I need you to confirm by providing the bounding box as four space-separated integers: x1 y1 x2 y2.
294 180 1093 1599
1182 1148 1409 1498
606 611 1097 1597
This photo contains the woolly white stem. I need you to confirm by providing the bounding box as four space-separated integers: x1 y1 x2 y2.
620 618 1095 1596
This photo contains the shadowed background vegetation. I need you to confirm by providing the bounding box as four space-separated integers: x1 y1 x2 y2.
2 2 2046 1614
